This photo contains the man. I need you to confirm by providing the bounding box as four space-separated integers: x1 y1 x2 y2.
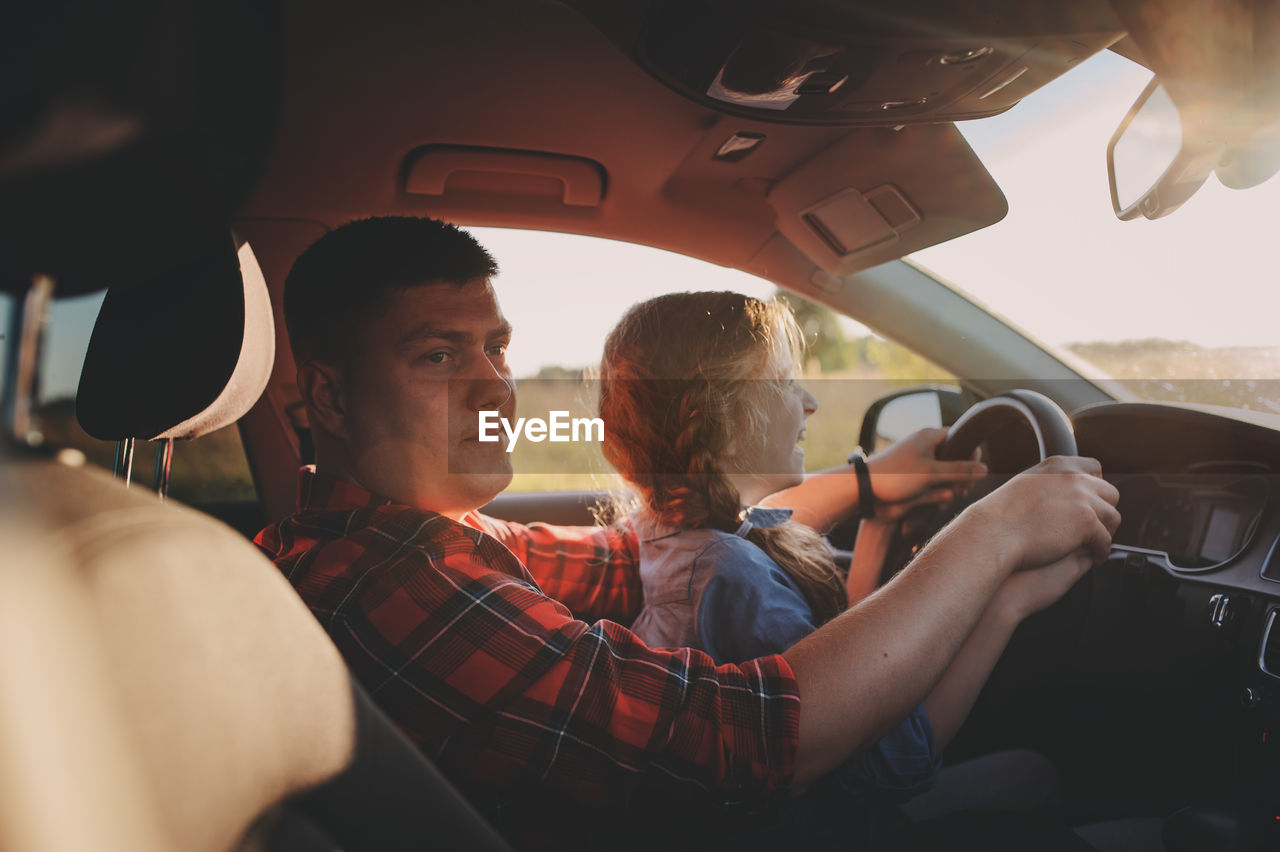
255 216 1120 850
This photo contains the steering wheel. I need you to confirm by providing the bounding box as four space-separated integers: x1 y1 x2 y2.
937 389 1077 463
880 389 1077 581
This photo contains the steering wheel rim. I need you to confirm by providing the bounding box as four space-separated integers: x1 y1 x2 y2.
937 389 1077 463
872 389 1077 585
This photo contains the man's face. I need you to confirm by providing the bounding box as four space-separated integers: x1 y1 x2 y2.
338 278 516 518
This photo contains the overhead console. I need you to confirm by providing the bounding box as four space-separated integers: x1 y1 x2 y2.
567 0 1127 126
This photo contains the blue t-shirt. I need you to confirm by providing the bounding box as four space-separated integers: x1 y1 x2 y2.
631 507 941 851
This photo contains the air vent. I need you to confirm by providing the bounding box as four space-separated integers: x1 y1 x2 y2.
1261 608 1280 679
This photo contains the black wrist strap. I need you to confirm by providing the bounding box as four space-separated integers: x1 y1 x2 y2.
848 450 875 519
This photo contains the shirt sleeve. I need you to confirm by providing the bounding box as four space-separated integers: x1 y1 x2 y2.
694 539 940 800
331 518 800 810
469 513 642 625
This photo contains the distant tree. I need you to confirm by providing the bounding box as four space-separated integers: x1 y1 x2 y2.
848 335 952 382
775 289 847 373
532 364 586 381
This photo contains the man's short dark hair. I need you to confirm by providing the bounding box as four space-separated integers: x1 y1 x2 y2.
284 216 498 364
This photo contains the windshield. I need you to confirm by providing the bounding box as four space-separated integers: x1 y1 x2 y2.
911 49 1280 418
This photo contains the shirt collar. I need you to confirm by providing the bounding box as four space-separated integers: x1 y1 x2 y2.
297 465 396 512
632 505 793 543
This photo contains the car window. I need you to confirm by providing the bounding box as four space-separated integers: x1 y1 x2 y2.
0 290 257 506
3 241 950 501
474 228 955 492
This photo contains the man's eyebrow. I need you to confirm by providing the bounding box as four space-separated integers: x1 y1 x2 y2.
396 321 513 348
396 326 470 348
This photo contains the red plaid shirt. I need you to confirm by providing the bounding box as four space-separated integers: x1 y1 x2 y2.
255 468 801 847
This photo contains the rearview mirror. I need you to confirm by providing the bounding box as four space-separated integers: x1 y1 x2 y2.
1216 118 1280 190
1107 77 1220 220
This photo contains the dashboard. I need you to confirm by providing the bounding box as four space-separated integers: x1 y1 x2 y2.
949 401 1280 828
1112 465 1268 572
1074 403 1280 596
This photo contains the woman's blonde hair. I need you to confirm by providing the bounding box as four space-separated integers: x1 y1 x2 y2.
599 291 846 626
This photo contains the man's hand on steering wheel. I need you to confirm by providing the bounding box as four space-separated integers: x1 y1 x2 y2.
969 455 1121 571
864 427 987 524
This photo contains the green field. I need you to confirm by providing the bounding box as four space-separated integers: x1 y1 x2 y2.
1065 340 1280 413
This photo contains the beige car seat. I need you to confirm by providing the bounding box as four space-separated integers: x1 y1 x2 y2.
0 229 511 851
0 2 510 848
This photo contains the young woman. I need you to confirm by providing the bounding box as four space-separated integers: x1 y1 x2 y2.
598 291 1085 849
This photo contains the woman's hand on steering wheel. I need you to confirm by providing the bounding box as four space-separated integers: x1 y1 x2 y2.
864 427 987 524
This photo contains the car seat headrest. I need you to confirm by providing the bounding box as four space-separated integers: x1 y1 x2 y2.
0 0 281 297
76 233 275 441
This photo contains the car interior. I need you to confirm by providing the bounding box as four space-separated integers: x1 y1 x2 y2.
3 0 1279 849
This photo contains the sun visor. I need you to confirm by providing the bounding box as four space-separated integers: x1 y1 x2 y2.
767 123 1007 276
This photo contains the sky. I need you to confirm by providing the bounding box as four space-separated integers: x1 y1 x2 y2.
14 47 1280 401
913 50 1280 351
475 228 786 378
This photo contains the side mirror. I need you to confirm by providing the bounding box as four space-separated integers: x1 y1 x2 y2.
858 387 965 453
1107 77 1222 221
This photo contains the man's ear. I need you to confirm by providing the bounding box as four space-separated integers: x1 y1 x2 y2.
297 361 347 439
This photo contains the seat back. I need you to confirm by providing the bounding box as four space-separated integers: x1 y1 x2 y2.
7 457 356 850
1 3 512 848
5 455 514 851
0 501 169 852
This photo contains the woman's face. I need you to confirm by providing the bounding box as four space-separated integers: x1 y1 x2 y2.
724 343 819 505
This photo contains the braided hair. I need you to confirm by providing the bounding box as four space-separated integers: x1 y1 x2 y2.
599 292 846 626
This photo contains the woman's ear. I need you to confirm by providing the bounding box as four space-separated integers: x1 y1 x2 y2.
297 361 347 439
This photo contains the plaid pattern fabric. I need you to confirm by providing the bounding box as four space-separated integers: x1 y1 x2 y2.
255 467 801 842
464 511 642 625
